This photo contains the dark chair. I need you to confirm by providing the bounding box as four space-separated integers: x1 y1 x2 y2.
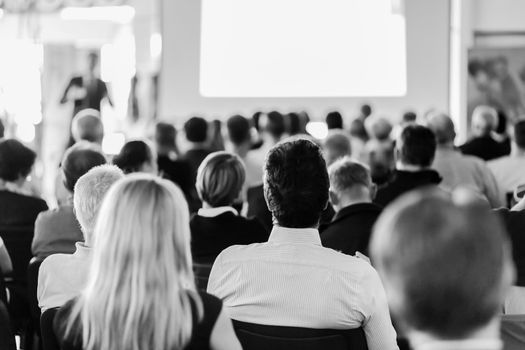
28 258 44 347
501 314 525 350
232 319 368 350
41 308 60 350
193 262 213 291
0 300 16 350
0 226 35 285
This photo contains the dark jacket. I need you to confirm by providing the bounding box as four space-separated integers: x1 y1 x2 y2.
321 203 382 256
495 208 525 286
374 169 442 207
459 136 510 161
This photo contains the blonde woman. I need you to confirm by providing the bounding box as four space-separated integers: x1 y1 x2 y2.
53 174 241 350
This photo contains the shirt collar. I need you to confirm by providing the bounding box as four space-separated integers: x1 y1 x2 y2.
415 339 502 350
197 206 238 218
268 226 321 245
74 242 91 258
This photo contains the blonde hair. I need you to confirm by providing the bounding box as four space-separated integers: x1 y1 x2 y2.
67 174 200 350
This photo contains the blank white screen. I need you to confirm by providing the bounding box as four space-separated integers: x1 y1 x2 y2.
200 0 407 97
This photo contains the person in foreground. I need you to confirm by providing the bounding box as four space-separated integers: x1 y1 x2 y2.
208 138 399 350
370 189 514 350
53 174 242 350
38 165 124 311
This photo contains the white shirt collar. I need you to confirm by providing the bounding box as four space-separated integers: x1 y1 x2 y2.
415 338 502 350
268 226 321 245
197 206 238 218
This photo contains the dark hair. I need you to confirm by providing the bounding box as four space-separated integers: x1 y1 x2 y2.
326 111 343 130
264 138 329 228
252 111 263 132
402 111 417 123
155 122 176 150
0 119 4 139
184 117 208 143
468 59 486 77
360 104 372 118
62 143 107 192
398 125 436 167
496 110 508 135
372 189 510 339
514 120 525 149
227 115 251 145
0 139 36 182
286 113 301 135
113 140 155 174
265 111 286 139
196 152 245 207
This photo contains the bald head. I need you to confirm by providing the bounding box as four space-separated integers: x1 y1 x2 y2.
471 106 497 137
427 114 456 145
71 109 104 145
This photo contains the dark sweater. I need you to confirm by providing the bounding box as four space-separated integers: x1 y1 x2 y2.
321 203 382 256
0 190 48 227
190 212 269 263
374 169 442 208
459 136 510 161
495 208 525 286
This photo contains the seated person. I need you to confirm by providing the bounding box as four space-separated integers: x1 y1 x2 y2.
54 175 241 350
37 165 124 311
208 138 398 350
374 125 441 207
321 158 381 256
371 189 514 350
113 140 158 174
326 111 344 130
0 139 48 227
322 130 352 167
191 152 268 264
70 109 104 146
32 143 107 259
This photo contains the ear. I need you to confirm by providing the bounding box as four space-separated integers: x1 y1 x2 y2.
329 190 339 207
370 183 377 200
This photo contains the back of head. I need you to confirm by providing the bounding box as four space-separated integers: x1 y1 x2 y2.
0 139 36 182
264 138 329 228
155 122 176 151
514 120 525 149
226 115 251 146
73 165 124 244
322 130 352 166
263 111 285 140
361 104 372 118
402 111 417 124
397 124 436 167
371 189 513 339
71 109 104 144
75 174 196 350
329 157 371 194
286 112 301 135
113 140 156 174
184 117 208 143
427 113 456 145
62 143 107 192
366 116 393 141
471 105 498 137
326 111 343 130
196 151 245 207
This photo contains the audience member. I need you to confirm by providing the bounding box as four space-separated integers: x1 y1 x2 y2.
460 105 510 161
37 165 123 311
191 152 268 263
322 130 352 166
252 111 286 161
350 104 372 142
181 116 212 175
374 125 441 207
154 122 193 199
208 138 398 350
32 143 107 259
226 115 263 188
0 139 48 227
427 113 502 208
321 158 380 256
366 116 393 141
363 138 395 185
70 109 104 145
113 140 158 174
208 119 225 152
402 111 417 124
53 174 241 350
326 111 343 130
285 112 301 135
371 189 514 350
489 120 525 200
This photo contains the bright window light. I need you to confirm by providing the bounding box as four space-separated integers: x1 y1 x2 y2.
60 6 135 24
102 132 126 155
200 0 406 97
150 32 162 60
16 123 35 143
306 122 329 140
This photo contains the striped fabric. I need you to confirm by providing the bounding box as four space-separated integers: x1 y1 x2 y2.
208 226 399 350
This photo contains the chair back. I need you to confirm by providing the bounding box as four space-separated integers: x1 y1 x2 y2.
0 300 16 350
232 319 368 350
41 308 60 350
502 314 525 350
28 257 44 335
193 262 213 291
0 226 35 285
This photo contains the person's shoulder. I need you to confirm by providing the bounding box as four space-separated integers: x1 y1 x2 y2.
40 253 74 271
214 242 268 262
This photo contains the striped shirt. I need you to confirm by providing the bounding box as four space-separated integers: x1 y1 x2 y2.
208 226 399 350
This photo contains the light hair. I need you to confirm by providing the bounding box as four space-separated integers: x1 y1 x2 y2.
73 165 124 245
196 151 245 207
66 174 200 350
471 105 498 136
328 157 371 194
72 109 104 144
322 130 352 166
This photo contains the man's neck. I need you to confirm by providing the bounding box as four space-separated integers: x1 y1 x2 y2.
396 162 430 172
437 142 455 150
336 196 371 211
511 144 525 157
232 143 250 158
